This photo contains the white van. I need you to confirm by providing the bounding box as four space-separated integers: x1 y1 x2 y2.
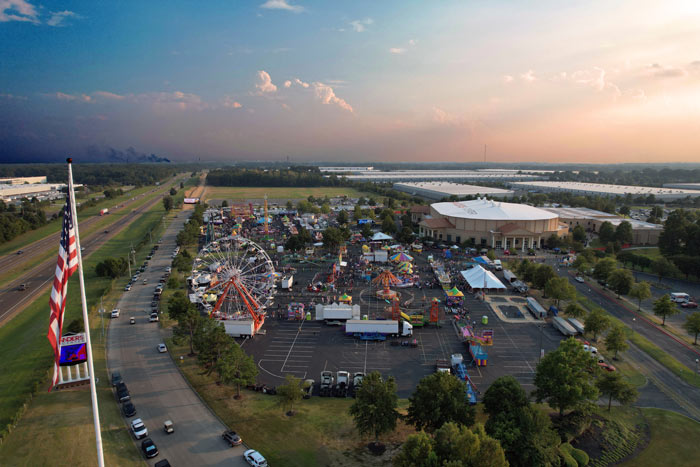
670 293 690 303
493 259 502 271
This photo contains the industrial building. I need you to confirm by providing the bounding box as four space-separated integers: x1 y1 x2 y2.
663 182 700 191
319 166 374 173
417 198 567 250
0 183 67 202
393 182 514 201
340 170 543 183
0 176 48 185
511 181 700 200
542 207 663 245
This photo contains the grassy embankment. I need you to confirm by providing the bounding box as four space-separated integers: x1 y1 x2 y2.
0 190 178 465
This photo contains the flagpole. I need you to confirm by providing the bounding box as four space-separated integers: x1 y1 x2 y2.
67 158 105 467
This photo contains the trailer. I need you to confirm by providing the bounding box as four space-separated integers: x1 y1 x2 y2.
502 269 517 284
552 316 578 336
344 319 413 337
100 208 109 216
567 317 585 334
280 275 293 290
316 303 361 322
223 320 256 337
526 297 547 319
450 354 477 404
435 359 451 373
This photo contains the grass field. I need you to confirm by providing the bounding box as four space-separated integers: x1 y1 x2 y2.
622 408 700 467
204 186 375 202
0 191 175 464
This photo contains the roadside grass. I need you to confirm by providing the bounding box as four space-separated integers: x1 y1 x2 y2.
621 408 700 467
204 186 375 202
628 247 661 260
0 194 172 464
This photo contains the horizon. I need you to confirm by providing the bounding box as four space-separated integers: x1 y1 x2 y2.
2 0 700 163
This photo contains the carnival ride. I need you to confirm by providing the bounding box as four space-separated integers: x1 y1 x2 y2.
372 269 402 300
190 235 276 335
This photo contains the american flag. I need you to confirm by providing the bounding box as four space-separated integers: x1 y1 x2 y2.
47 197 78 390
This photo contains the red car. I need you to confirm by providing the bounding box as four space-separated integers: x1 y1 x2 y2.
681 301 698 308
598 362 616 372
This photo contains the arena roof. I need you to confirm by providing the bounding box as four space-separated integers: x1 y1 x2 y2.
431 199 559 221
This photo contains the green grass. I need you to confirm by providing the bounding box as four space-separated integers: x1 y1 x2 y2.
204 186 375 201
621 408 700 467
0 191 174 464
628 248 660 260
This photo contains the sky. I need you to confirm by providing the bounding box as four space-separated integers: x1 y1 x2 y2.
1 0 700 164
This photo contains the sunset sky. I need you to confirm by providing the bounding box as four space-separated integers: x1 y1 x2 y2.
1 0 699 163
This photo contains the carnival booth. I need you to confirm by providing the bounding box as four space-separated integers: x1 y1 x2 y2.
445 287 465 307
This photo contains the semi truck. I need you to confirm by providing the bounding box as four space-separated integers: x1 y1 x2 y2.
315 303 361 322
280 275 293 290
334 371 350 397
344 319 413 337
319 371 334 397
552 317 577 336
223 321 256 338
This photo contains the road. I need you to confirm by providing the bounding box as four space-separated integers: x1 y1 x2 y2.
107 210 249 467
0 178 182 326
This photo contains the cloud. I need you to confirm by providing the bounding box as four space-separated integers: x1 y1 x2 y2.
260 0 303 13
350 18 373 32
643 63 688 78
312 82 353 112
571 67 607 91
255 70 277 94
432 107 465 126
92 91 125 100
408 39 417 46
690 60 700 68
389 48 406 55
520 70 536 83
47 10 80 27
222 96 242 108
53 92 92 102
137 91 208 111
294 78 309 88
0 0 38 23
502 75 514 83
86 146 171 163
283 80 292 88
0 92 27 100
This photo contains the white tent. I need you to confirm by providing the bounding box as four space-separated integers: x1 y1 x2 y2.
371 232 393 241
460 265 506 291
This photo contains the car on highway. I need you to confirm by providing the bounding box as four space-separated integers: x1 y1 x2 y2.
125 284 132 291
222 430 243 446
141 438 159 458
18 283 27 291
244 449 268 467
111 371 122 387
16 250 23 255
131 418 148 439
575 275 585 283
149 313 159 322
158 343 167 353
143 278 148 284
681 301 698 308
122 401 137 417
111 308 120 318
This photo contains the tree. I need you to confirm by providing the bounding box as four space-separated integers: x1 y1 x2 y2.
169 187 177 196
607 269 634 298
619 205 631 216
177 306 202 355
163 195 174 211
382 215 397 234
392 431 438 467
615 221 633 244
544 276 576 307
167 291 193 321
221 200 228 207
277 374 303 415
194 320 231 373
337 209 348 225
433 422 508 467
323 226 346 250
593 257 617 282
95 257 128 278
683 312 700 345
599 221 615 244
286 200 293 210
217 344 258 399
596 371 638 411
533 337 598 417
629 281 652 310
397 226 414 244
483 376 529 417
565 302 587 319
652 257 680 283
572 225 586 243
487 249 496 261
406 371 475 432
653 294 678 326
349 371 399 445
605 324 629 360
361 222 373 239
585 307 611 340
532 264 556 291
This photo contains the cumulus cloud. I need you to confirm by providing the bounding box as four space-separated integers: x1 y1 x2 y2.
0 0 38 23
520 70 536 83
222 96 242 108
350 18 373 32
137 91 208 111
47 10 80 27
312 82 353 112
53 92 92 102
260 0 303 13
92 90 125 100
432 107 464 126
294 78 309 88
283 80 292 88
502 75 514 83
643 63 688 78
255 70 277 94
389 48 406 55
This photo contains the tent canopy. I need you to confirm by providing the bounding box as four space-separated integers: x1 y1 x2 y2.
390 252 414 262
460 265 506 290
371 232 393 241
446 287 464 297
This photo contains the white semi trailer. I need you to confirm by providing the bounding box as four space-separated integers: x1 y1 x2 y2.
315 303 361 322
223 320 256 338
552 317 577 336
344 319 413 337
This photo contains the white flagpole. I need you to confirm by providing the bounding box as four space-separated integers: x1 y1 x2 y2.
67 158 105 467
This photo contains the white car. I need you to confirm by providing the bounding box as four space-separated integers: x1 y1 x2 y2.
583 344 598 354
158 343 167 353
165 266 172 273
244 449 268 467
124 284 132 291
575 276 584 283
110 309 120 318
149 314 159 323
131 418 148 439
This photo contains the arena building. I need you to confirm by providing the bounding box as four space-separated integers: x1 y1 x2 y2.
511 181 700 200
417 198 567 250
393 182 514 200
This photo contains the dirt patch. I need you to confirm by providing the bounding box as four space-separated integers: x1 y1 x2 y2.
571 417 606 460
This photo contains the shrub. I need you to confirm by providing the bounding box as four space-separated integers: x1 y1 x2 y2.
559 443 578 467
570 446 589 466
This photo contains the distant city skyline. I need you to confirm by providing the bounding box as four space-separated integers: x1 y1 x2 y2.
1 0 699 163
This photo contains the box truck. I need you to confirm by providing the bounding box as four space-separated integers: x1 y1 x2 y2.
223 321 256 337
344 319 413 337
316 304 361 322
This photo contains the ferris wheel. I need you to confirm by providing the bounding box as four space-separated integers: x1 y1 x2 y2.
191 235 276 321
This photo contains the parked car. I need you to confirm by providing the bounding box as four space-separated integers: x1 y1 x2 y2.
143 278 148 284
158 343 167 353
575 275 585 283
222 430 243 446
130 317 136 325
141 438 159 458
111 371 122 387
131 418 148 439
598 362 617 372
163 420 174 434
122 402 137 417
125 284 132 291
116 382 130 402
150 313 159 322
681 301 698 308
165 267 172 273
243 449 268 467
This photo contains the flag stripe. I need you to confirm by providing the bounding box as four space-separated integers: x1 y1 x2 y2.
47 196 77 390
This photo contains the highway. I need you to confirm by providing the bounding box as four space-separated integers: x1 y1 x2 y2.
106 210 249 466
0 178 182 326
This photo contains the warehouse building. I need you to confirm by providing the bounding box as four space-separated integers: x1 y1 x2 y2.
341 170 542 183
417 198 567 250
0 176 48 185
0 183 68 202
394 182 514 201
511 181 700 200
663 182 700 191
